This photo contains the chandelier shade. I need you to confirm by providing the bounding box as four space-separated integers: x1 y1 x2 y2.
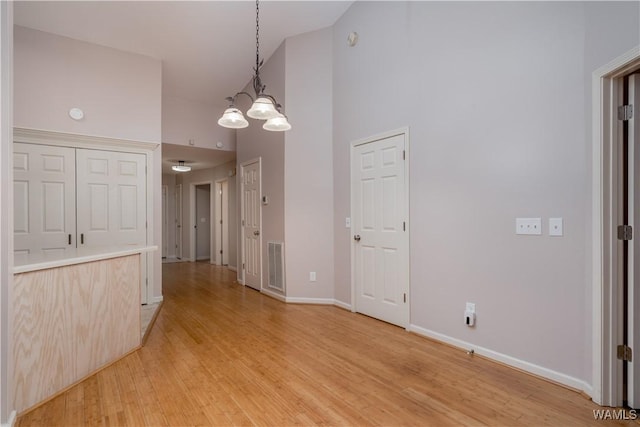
217 107 249 129
247 97 279 120
263 113 291 132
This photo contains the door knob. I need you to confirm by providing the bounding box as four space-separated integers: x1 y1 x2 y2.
354 235 361 242
254 230 260 236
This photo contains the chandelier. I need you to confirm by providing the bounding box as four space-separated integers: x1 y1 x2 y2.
217 0 291 132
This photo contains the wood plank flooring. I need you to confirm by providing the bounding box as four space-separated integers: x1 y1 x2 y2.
15 262 640 426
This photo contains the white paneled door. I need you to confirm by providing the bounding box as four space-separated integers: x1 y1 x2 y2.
242 160 261 290
76 149 146 247
14 143 76 256
352 132 409 327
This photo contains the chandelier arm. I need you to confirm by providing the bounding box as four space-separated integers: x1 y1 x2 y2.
231 91 255 105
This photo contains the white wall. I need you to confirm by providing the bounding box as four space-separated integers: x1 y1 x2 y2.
13 26 164 301
14 26 161 143
332 1 639 388
162 96 236 151
0 2 12 423
172 160 237 267
236 42 286 292
284 28 334 299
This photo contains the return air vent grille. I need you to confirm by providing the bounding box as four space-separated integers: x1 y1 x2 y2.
268 241 285 292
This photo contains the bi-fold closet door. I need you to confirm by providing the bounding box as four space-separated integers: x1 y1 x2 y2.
14 143 76 256
14 143 147 256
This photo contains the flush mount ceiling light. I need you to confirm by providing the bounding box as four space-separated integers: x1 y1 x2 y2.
217 0 291 132
172 161 191 173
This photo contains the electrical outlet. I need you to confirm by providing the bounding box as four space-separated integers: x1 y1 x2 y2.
516 218 542 235
310 272 317 282
345 217 351 228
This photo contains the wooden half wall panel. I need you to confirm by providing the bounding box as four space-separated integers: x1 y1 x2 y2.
12 254 141 413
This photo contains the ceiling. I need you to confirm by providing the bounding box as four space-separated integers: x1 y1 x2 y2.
14 1 352 108
14 1 353 172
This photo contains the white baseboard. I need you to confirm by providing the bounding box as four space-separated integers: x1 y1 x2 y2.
151 295 164 304
261 288 286 302
284 297 352 310
285 297 335 305
408 324 592 396
333 299 352 311
1 410 16 427
227 265 237 272
196 256 209 261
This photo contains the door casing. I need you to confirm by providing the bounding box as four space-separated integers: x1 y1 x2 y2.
592 46 640 406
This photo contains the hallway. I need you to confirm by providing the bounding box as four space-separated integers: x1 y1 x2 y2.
16 262 635 426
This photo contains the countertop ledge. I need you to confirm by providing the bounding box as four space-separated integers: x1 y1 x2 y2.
14 245 158 274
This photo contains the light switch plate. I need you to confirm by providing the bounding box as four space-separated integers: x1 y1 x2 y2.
549 217 563 236
516 218 542 235
345 217 351 228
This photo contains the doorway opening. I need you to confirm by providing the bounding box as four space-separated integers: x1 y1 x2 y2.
176 183 183 259
190 182 213 263
215 179 229 266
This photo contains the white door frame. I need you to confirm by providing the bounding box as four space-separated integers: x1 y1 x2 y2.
239 158 262 288
176 183 183 259
189 181 214 263
215 178 229 266
592 46 640 406
350 127 410 328
162 185 168 258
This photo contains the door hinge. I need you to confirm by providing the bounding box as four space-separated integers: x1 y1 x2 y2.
220 250 223 254
403 150 406 160
220 219 223 224
403 293 406 303
242 263 245 270
403 221 406 231
618 344 633 362
618 104 634 121
618 225 633 241
242 219 245 226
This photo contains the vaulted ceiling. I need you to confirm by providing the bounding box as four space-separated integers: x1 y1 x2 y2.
14 1 352 109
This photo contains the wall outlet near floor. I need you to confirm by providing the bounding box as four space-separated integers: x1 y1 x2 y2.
310 272 317 282
465 302 476 327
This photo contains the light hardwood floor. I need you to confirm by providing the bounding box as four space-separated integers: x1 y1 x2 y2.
15 262 640 426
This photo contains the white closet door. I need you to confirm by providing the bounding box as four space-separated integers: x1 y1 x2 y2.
76 149 146 247
13 143 76 256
